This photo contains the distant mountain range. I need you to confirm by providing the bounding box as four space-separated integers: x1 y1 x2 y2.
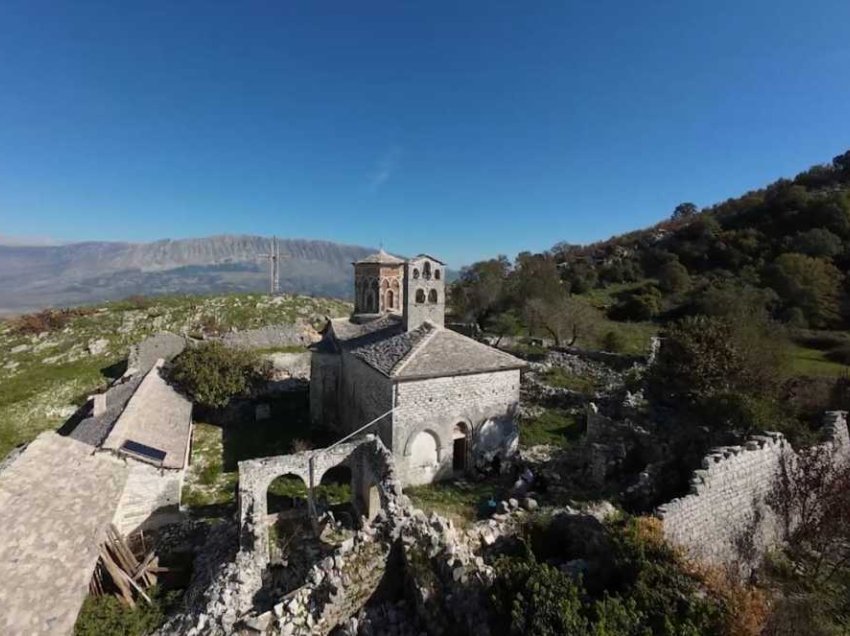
0 235 376 314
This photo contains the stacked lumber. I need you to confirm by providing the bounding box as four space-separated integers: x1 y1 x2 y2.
89 524 167 607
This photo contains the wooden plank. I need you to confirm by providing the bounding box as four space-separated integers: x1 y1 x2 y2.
99 547 135 608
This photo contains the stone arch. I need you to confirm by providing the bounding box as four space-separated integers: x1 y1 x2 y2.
415 288 426 304
428 289 438 304
404 427 442 460
266 473 309 516
316 464 353 509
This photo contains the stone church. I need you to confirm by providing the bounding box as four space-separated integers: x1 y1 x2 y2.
310 250 526 486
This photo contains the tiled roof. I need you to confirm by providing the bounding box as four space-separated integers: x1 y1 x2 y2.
101 360 193 469
329 316 526 378
349 322 434 375
64 374 145 447
393 327 526 378
354 249 405 265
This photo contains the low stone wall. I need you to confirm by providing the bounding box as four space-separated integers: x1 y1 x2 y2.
220 322 319 350
658 412 850 576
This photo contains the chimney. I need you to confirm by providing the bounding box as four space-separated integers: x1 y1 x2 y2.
90 394 107 417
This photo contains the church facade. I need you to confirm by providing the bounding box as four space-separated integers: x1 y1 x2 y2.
310 250 526 486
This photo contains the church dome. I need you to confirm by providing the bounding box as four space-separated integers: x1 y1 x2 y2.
354 248 405 265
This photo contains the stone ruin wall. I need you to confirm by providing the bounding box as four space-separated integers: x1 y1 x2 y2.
160 435 495 635
658 411 850 576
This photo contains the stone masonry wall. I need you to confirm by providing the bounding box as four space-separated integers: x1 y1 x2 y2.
658 412 850 576
338 353 394 441
309 351 341 429
392 369 520 485
112 462 183 535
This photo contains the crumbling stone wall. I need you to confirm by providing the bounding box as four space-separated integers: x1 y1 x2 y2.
158 436 499 635
220 322 319 349
658 412 850 576
237 436 399 569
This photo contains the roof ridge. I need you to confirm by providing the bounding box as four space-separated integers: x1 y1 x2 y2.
389 322 440 376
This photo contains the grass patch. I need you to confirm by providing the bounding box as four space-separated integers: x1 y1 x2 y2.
406 477 511 526
786 343 850 378
588 319 656 355
520 409 582 448
540 367 597 393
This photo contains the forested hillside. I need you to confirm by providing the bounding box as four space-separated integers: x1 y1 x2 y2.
555 149 850 331
451 149 850 446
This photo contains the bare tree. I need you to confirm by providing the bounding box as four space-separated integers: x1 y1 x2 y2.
768 444 850 582
523 296 597 348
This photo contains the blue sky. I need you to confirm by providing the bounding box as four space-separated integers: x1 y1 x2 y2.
1 1 850 267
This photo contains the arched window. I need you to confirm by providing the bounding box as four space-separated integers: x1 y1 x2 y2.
434 269 441 280
423 262 432 279
415 289 426 304
370 280 379 312
428 289 438 304
413 268 420 279
386 289 395 309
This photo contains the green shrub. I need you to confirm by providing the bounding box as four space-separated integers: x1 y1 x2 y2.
608 286 662 322
74 587 180 636
489 517 730 636
601 330 626 353
167 342 268 409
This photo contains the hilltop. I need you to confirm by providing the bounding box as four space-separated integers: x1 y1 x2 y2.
0 293 351 458
0 235 374 314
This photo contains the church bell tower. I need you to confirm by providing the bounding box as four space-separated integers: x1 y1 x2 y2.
403 254 445 331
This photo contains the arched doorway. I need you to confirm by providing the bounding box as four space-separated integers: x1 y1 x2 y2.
452 422 469 472
408 430 440 486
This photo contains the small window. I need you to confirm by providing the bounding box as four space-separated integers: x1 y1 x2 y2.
413 268 420 279
423 262 432 279
415 289 426 304
434 269 441 280
428 289 438 304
